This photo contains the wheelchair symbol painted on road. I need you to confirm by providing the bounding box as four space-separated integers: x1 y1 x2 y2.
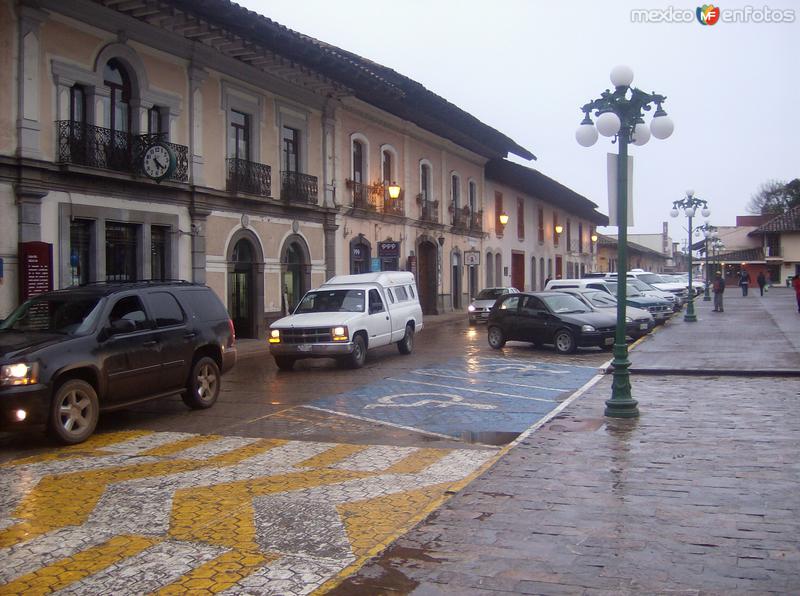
363 392 497 411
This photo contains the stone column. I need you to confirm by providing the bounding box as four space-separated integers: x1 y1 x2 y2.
190 203 210 284
323 214 338 282
188 65 208 187
17 3 48 160
322 98 337 208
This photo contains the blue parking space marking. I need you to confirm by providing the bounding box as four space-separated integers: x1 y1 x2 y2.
308 356 599 439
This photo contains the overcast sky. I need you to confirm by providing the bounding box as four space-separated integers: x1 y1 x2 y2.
237 0 799 241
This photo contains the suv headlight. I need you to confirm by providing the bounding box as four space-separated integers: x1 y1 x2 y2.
268 329 281 344
1 362 38 386
581 324 597 333
332 326 349 341
625 316 633 322
467 304 476 312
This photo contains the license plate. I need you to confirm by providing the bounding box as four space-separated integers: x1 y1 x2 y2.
604 337 614 345
639 323 649 330
297 344 312 352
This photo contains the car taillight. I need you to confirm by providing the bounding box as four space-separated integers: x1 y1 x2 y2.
228 319 236 346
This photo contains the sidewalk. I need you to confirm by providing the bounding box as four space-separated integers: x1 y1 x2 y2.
331 288 800 594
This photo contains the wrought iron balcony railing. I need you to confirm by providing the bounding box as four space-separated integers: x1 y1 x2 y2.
417 194 439 223
346 180 405 216
281 171 318 204
451 205 469 229
56 121 188 182
227 158 271 197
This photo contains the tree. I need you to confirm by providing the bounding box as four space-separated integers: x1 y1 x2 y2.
747 179 800 215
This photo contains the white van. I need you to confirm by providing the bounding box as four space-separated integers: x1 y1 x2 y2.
268 271 423 370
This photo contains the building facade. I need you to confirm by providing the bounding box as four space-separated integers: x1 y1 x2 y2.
2 0 605 336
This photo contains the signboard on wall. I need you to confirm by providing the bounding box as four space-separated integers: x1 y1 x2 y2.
378 241 399 257
19 242 53 301
371 257 381 272
464 250 480 266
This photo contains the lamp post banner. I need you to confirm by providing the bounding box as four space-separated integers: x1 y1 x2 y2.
606 153 634 227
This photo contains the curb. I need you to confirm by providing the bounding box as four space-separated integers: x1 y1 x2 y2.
628 367 800 377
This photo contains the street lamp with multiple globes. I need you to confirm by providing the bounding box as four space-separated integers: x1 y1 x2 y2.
576 65 674 419
696 222 718 301
670 191 710 322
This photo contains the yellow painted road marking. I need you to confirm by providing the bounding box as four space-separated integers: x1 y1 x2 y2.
297 443 368 469
0 431 154 468
0 534 158 595
385 448 451 474
153 549 274 595
139 434 224 457
0 439 286 549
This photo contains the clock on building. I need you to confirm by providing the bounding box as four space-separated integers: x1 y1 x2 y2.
142 142 176 182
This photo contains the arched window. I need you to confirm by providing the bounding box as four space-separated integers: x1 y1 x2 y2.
381 145 398 184
495 253 502 286
531 257 537 291
104 59 131 134
451 173 461 210
420 161 431 200
352 140 365 184
539 257 545 289
468 180 477 213
486 251 494 287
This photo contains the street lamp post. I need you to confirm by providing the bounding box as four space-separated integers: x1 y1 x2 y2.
670 191 710 322
696 223 718 301
576 65 673 419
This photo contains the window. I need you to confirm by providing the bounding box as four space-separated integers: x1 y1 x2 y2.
499 295 520 310
468 181 477 213
387 289 395 303
151 226 168 281
553 213 559 247
578 223 584 253
104 59 131 134
495 192 504 236
149 292 185 327
382 149 392 183
566 220 572 252
538 207 544 243
229 110 250 161
106 222 138 282
486 251 494 287
70 85 86 124
352 140 365 183
451 174 461 210
495 253 502 286
395 286 409 301
70 218 92 286
521 295 545 315
517 197 524 239
147 106 162 135
368 289 385 314
407 285 415 298
282 125 300 172
420 162 431 199
109 296 147 331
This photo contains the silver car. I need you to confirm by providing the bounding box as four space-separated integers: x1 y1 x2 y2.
468 287 519 324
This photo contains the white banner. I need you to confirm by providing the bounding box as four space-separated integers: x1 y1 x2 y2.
607 153 634 227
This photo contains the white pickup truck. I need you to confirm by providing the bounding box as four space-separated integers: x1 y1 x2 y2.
268 271 424 370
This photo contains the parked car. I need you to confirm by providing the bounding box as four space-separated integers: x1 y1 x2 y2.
608 272 687 308
268 271 422 370
603 280 674 323
544 278 673 324
467 287 519 324
553 288 655 339
486 291 616 354
0 281 237 444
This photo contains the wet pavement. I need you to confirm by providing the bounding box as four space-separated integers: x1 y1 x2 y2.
332 288 800 594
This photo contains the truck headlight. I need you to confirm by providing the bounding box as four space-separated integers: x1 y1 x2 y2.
1 362 38 386
268 329 281 344
332 326 349 341
581 325 596 333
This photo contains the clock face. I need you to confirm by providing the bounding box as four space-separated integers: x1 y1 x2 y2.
143 144 173 180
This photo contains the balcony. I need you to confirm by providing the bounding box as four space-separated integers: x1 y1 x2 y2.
347 180 405 216
765 245 782 258
281 171 318 205
450 204 469 230
56 121 188 182
417 194 439 223
227 158 271 197
469 210 483 233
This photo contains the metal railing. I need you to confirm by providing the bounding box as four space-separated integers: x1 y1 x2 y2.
227 157 271 197
281 171 318 204
469 209 483 233
56 121 188 182
451 205 469 229
347 180 405 216
417 194 439 223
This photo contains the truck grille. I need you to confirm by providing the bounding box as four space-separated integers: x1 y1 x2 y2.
280 327 333 344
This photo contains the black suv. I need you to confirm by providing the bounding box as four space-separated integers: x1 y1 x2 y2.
0 281 236 444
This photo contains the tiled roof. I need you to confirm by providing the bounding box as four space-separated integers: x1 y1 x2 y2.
169 0 535 161
716 247 765 262
749 206 800 234
596 234 666 259
485 160 608 225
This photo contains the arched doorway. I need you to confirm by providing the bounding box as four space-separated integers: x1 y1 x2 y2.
349 235 371 274
281 234 311 314
229 237 256 338
417 239 438 315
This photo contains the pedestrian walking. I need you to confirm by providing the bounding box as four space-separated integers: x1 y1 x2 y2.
793 275 800 313
757 272 767 296
712 271 725 312
739 269 750 296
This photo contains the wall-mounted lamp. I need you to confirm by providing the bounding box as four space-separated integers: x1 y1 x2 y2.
591 233 598 243
498 212 509 226
438 235 445 246
388 182 401 200
555 224 563 235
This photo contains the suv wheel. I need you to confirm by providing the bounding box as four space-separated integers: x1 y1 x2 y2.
553 329 577 354
347 335 367 369
487 326 506 349
183 356 220 409
274 356 296 371
397 324 414 355
48 379 99 444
